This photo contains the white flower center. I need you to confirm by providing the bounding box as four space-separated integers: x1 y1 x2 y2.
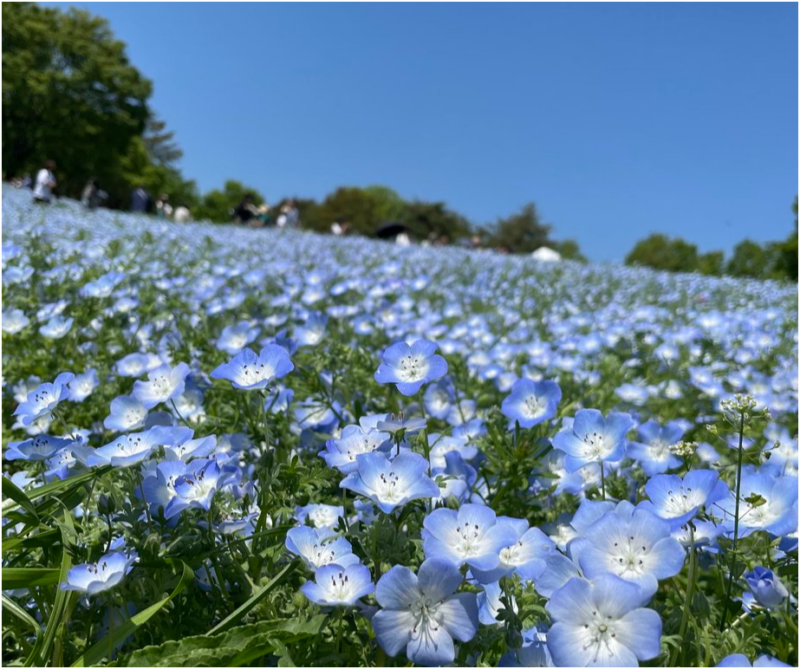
581 431 607 459
581 610 619 663
397 355 428 382
608 534 650 576
454 520 486 557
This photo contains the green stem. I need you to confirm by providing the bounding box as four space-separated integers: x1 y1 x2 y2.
672 525 697 666
721 412 746 631
599 461 606 500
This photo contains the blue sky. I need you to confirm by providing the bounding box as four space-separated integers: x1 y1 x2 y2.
53 2 797 261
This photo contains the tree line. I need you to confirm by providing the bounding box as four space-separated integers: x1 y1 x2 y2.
3 2 795 279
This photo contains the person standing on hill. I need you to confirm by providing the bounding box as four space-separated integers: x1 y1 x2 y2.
32 160 57 204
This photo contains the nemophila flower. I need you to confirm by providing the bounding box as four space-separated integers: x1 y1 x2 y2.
104 396 148 432
470 517 556 583
167 459 229 518
165 435 216 462
374 339 448 396
211 345 293 390
67 369 99 403
319 416 392 474
569 501 685 597
60 552 136 596
13 373 74 426
627 419 685 476
340 452 440 514
424 379 455 420
429 434 478 470
716 467 798 538
300 563 374 607
502 379 562 429
285 526 361 570
499 626 552 667
5 435 73 461
422 504 518 578
2 308 30 334
115 352 162 378
639 469 728 528
372 558 479 666
432 450 477 503
744 566 789 609
132 362 191 409
717 654 791 667
216 321 260 355
671 519 723 552
531 551 583 598
39 315 74 339
376 414 427 436
141 460 188 517
546 573 662 667
552 409 634 472
477 580 518 625
294 312 328 347
88 426 184 468
295 504 345 529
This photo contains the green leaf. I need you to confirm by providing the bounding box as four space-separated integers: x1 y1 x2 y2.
71 560 194 667
119 615 327 667
3 528 60 555
35 509 74 666
1 568 60 589
2 593 41 633
1 466 111 515
2 476 39 522
205 559 300 635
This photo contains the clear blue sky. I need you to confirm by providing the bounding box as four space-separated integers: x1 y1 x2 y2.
52 2 797 261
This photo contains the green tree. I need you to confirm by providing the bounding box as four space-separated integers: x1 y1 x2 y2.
2 2 152 204
486 203 552 253
194 180 264 223
625 234 699 273
552 239 587 262
697 251 724 276
400 201 472 242
314 187 391 235
726 239 768 279
143 115 184 167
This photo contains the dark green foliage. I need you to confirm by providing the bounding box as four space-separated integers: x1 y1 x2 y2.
194 180 265 223
484 203 553 254
625 233 700 273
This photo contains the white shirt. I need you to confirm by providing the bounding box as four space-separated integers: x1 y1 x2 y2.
33 169 55 201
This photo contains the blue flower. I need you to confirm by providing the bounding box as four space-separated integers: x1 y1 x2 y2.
499 626 552 667
88 426 186 468
627 419 685 476
39 315 74 339
132 362 191 409
12 373 74 426
300 563 374 606
216 321 260 355
501 379 562 429
141 460 188 517
640 469 729 528
285 526 361 570
477 580 517 625
546 574 662 667
295 504 345 530
372 558 479 666
470 517 556 583
211 345 293 390
422 504 518 579
717 654 790 667
569 501 685 597
340 452 440 514
167 459 229 518
319 415 392 474
5 435 73 462
716 467 798 538
103 396 148 432
374 339 448 396
552 409 634 472
60 552 136 596
744 566 789 609
67 369 99 403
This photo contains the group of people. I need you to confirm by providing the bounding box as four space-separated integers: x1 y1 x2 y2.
232 194 300 229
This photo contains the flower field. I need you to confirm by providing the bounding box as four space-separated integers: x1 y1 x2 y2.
2 186 798 667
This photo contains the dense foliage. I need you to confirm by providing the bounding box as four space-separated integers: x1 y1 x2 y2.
2 187 797 667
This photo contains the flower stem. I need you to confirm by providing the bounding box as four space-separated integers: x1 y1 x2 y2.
672 525 697 666
720 411 746 631
599 461 606 500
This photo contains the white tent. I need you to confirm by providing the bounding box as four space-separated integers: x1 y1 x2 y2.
531 246 562 262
